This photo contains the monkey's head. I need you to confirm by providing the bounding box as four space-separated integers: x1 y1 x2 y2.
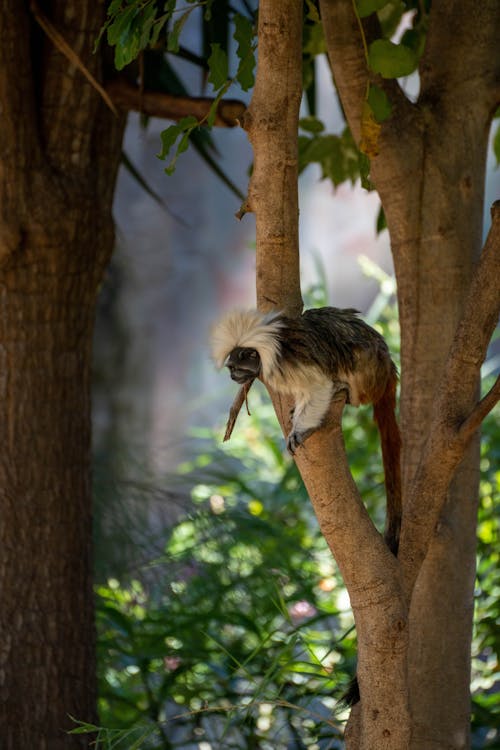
225 346 261 384
211 309 284 382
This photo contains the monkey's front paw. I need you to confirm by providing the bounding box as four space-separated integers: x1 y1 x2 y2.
286 428 314 455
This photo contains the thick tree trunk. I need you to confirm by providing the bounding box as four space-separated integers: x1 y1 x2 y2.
318 1 500 746
0 2 125 746
0 226 103 749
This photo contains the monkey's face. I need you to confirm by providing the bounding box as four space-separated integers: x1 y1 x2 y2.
225 347 261 384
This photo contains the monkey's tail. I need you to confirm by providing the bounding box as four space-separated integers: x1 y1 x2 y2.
373 367 402 556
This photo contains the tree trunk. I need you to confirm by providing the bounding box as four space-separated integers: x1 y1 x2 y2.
0 2 125 746
0 226 102 749
245 0 500 747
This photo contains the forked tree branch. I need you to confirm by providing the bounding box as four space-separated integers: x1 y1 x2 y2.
399 201 500 594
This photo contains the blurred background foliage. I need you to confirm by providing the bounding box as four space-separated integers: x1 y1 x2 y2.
84 2 500 745
78 274 499 749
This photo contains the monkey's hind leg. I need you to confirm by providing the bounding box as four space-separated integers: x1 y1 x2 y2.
286 380 334 454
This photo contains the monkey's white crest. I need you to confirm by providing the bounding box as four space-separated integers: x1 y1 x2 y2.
211 309 284 380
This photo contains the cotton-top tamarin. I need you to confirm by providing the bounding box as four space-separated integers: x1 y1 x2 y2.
211 306 402 554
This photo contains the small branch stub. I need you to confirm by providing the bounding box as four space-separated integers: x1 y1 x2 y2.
223 380 254 441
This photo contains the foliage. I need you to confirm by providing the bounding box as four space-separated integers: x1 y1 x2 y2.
471 374 500 749
100 0 500 199
76 274 500 747
98 0 428 189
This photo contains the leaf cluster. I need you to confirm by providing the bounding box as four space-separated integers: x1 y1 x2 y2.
85 278 499 747
298 117 372 190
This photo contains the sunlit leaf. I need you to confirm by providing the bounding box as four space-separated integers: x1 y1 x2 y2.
368 38 418 78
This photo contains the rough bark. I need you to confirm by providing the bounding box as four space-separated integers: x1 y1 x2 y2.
242 0 303 316
319 1 500 747
246 1 412 748
0 2 125 747
245 0 500 746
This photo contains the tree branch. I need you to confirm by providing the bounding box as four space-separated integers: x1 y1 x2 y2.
106 78 246 127
458 375 500 444
244 0 303 315
248 3 410 743
318 0 422 238
318 0 367 143
399 201 500 593
318 0 409 144
420 0 500 111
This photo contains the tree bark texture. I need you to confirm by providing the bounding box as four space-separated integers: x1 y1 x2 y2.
247 1 413 748
320 1 500 747
243 0 303 316
250 0 500 748
0 2 125 747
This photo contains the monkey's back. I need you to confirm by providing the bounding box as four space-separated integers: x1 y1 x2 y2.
279 307 395 405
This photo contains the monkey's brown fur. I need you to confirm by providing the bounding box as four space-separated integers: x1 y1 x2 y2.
212 306 402 554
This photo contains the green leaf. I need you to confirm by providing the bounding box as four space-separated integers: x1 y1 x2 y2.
237 54 255 92
367 84 392 122
107 6 142 69
158 117 198 175
368 38 417 78
207 43 229 89
359 151 373 190
376 206 387 234
206 83 230 127
299 116 325 134
167 8 191 53
493 123 500 166
107 0 123 16
234 15 256 91
305 0 321 22
303 21 326 56
158 124 182 160
107 6 137 46
356 0 390 18
177 130 191 155
68 718 101 735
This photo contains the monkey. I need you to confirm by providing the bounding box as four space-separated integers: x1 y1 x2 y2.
211 306 402 555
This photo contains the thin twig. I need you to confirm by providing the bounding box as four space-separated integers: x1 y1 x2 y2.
223 380 254 441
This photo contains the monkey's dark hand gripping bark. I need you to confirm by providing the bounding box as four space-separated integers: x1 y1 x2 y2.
211 307 402 554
